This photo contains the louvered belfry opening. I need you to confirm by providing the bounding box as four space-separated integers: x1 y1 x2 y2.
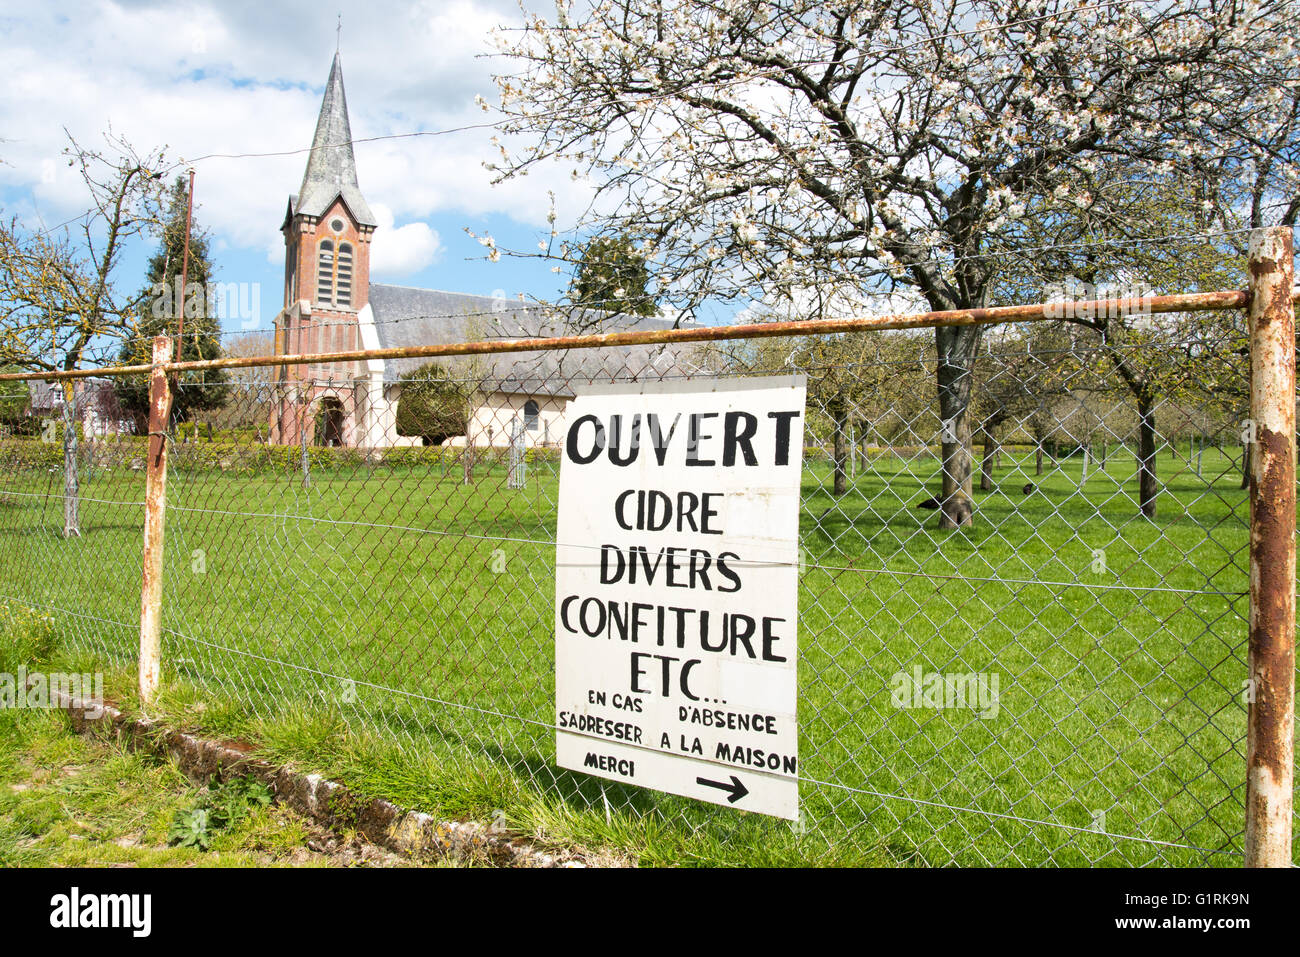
316 239 335 306
336 242 353 307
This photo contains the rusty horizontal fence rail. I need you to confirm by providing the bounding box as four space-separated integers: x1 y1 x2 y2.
0 287 1290 384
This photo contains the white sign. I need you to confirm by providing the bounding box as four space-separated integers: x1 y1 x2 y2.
555 375 806 820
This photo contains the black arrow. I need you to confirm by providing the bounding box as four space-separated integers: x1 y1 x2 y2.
696 774 749 804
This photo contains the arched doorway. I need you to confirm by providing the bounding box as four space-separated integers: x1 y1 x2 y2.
316 397 344 447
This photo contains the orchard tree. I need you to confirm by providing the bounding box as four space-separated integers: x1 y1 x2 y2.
1001 175 1268 517
0 131 166 536
704 289 932 496
971 324 1067 491
795 329 930 497
1158 82 1300 488
490 0 1300 528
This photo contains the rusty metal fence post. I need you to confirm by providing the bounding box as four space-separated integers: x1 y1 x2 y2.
1245 226 1296 868
138 335 173 704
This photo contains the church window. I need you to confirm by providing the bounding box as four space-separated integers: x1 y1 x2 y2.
523 399 540 431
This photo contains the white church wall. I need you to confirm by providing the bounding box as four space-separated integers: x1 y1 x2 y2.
446 392 570 448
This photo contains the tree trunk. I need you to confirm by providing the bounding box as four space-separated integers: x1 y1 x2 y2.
832 402 849 496
1103 344 1160 520
979 427 996 492
300 406 311 489
1137 396 1158 518
1035 441 1044 476
935 329 977 528
61 383 80 538
847 420 856 483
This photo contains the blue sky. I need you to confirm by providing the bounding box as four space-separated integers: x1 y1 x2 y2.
0 0 614 345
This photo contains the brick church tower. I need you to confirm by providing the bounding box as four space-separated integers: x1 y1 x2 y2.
271 52 377 447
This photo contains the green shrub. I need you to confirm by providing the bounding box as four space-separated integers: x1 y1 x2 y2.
0 437 564 475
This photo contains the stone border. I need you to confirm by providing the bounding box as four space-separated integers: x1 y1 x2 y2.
52 691 615 868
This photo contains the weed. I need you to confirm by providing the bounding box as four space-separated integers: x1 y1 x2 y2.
168 775 272 851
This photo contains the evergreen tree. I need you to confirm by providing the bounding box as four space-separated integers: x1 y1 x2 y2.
115 176 229 428
395 362 472 446
571 236 657 317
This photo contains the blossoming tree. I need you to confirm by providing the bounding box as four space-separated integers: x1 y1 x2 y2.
490 0 1300 527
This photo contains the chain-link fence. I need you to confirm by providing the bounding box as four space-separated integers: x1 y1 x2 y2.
0 273 1294 867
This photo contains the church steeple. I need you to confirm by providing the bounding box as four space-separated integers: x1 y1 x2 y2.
291 52 376 227
272 48 376 450
281 50 377 316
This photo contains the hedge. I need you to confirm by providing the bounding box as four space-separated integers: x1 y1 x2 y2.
0 438 562 475
5 438 1175 476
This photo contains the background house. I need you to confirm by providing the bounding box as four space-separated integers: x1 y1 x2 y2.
22 379 132 438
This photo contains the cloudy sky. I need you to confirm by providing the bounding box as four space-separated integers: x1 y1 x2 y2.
0 0 594 338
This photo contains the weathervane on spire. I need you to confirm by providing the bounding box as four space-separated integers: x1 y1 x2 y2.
336 14 342 52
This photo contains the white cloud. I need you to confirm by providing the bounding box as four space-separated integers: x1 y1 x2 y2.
0 0 592 258
368 204 443 276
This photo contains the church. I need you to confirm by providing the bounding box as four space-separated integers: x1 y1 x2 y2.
269 53 683 450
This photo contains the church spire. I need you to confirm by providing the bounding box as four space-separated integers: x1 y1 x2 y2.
293 51 376 227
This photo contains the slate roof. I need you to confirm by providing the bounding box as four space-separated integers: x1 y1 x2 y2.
288 52 376 228
27 381 60 412
26 379 114 413
366 284 690 397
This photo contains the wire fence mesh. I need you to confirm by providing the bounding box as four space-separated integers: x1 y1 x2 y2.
0 312 1288 866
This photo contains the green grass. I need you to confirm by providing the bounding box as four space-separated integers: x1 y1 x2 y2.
0 439 1269 866
0 701 399 868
